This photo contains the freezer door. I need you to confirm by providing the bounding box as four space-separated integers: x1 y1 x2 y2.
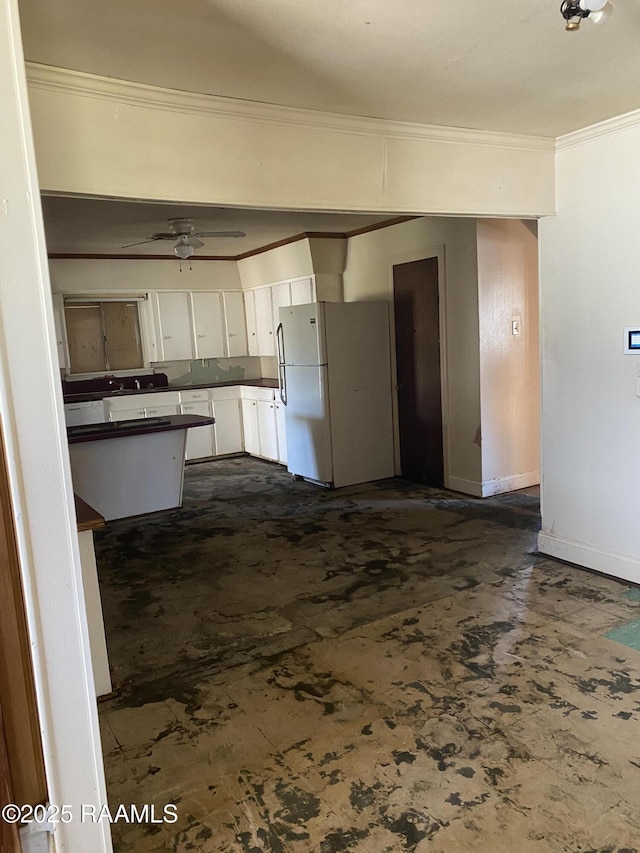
279 303 327 366
283 365 333 484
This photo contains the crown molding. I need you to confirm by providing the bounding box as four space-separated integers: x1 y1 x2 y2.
556 108 640 150
26 63 554 154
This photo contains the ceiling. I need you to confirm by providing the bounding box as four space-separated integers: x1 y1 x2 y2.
18 0 640 138
41 197 395 256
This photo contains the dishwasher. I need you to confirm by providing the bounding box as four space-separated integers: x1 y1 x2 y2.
64 399 106 427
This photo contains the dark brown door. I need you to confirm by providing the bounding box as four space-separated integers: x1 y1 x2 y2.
393 257 444 486
0 420 47 812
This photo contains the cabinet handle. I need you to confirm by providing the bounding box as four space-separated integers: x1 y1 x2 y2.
197 334 204 338
163 335 172 340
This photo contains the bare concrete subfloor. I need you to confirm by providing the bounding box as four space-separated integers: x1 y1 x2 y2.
95 457 640 852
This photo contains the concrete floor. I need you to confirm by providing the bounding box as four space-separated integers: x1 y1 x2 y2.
96 457 640 852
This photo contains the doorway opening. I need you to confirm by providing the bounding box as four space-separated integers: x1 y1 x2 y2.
393 256 444 487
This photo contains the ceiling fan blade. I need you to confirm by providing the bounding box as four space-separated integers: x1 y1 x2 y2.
194 230 246 239
189 237 205 249
121 238 161 248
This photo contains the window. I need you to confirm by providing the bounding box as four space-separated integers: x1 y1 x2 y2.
64 299 144 374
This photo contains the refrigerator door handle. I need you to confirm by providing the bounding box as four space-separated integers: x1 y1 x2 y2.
276 322 287 405
276 322 285 365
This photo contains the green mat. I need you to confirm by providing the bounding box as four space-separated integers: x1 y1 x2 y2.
606 618 640 651
623 588 640 602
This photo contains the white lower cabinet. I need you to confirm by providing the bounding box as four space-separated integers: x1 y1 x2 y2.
111 407 147 421
213 399 244 455
241 399 260 455
105 391 180 422
257 400 279 461
181 401 215 460
240 387 285 464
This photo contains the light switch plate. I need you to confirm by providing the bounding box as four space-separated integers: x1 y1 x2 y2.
512 318 521 336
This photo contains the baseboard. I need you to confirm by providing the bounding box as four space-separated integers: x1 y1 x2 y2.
446 476 483 497
481 470 540 498
538 531 640 585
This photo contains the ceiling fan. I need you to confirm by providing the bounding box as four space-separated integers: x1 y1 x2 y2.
122 217 246 258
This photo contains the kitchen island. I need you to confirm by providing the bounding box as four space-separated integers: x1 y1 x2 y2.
68 414 214 521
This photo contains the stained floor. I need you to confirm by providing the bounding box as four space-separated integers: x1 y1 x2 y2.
95 457 640 852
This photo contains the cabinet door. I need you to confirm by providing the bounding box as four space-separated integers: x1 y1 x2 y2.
51 293 68 370
275 399 287 465
244 290 259 357
254 287 275 356
257 400 278 461
223 292 248 357
109 407 146 421
155 292 194 361
271 282 291 335
191 292 226 359
181 401 214 460
213 399 244 455
290 277 315 306
241 399 260 455
144 404 179 418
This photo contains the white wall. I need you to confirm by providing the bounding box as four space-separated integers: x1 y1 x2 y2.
477 219 540 496
26 65 556 218
49 257 242 293
342 217 482 490
539 116 640 582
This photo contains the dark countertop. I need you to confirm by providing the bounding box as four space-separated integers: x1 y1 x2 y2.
67 414 215 445
63 378 279 404
74 494 105 532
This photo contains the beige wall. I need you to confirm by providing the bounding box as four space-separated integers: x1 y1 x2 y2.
26 65 556 218
539 119 640 583
236 240 313 289
342 217 482 489
477 219 540 495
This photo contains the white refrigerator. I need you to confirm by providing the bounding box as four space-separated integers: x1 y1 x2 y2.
277 301 395 488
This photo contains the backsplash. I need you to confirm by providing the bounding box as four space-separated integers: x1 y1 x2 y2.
152 357 264 386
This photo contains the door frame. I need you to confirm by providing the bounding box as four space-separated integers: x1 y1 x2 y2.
388 244 451 489
1 2 111 850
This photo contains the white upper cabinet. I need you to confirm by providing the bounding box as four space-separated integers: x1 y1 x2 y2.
271 282 292 334
51 292 68 370
154 292 193 361
191 291 226 359
223 291 248 357
153 290 245 362
243 277 316 358
244 289 259 356
254 287 275 356
290 277 315 306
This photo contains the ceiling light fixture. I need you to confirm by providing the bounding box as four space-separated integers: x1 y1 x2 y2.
560 0 613 30
173 234 196 260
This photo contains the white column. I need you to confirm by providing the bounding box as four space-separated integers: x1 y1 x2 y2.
0 1 111 849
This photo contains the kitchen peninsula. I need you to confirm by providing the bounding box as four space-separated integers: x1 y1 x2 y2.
68 414 214 521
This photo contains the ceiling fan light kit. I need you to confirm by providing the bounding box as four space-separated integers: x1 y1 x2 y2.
560 0 613 30
121 217 246 262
